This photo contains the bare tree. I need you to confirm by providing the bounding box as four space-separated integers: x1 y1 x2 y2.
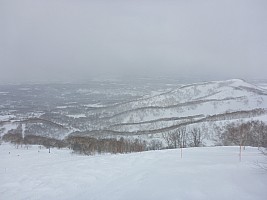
162 131 180 149
162 132 172 148
149 140 163 150
190 127 203 147
250 121 267 149
223 121 248 161
170 131 180 149
222 120 267 161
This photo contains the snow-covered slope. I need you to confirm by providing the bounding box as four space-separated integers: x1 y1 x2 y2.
0 143 266 200
80 79 267 137
103 79 266 114
1 79 267 141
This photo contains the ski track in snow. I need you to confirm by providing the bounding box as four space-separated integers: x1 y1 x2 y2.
0 144 267 200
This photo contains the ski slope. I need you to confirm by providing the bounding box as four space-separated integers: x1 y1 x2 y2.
0 144 266 200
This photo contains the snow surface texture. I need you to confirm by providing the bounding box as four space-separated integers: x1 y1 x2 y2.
0 144 266 200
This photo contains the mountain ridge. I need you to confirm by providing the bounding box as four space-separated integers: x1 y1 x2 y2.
1 79 267 143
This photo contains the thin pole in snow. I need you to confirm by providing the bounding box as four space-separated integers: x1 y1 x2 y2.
239 145 242 162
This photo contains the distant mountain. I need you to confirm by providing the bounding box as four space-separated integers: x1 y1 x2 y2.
1 79 267 144
72 79 267 142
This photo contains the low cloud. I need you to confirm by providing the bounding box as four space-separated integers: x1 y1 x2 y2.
1 0 267 83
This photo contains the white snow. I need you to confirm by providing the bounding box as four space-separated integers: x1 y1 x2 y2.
66 102 77 105
257 83 267 90
67 114 86 118
21 124 26 139
56 106 68 109
84 103 105 108
0 144 266 200
0 115 16 121
0 123 18 136
77 89 90 93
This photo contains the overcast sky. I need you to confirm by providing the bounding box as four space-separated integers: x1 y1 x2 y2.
0 0 267 83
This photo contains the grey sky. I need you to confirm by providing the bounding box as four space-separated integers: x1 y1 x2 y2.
0 0 267 83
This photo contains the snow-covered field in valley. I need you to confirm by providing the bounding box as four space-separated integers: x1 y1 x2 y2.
0 144 267 200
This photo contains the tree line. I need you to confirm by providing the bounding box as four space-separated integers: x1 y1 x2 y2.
221 120 267 148
1 131 162 155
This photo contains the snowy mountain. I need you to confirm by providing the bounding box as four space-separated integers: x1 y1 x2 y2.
1 79 267 143
72 79 267 140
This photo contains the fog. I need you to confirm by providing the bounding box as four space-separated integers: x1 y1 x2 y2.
1 0 267 83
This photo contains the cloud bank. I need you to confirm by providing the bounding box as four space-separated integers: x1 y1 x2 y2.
1 0 266 83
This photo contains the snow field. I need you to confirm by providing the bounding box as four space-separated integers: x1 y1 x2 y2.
0 144 266 200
